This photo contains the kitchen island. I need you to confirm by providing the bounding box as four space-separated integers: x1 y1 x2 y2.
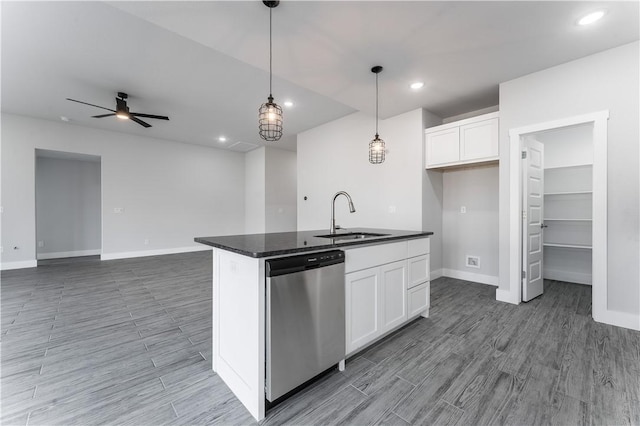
195 228 433 421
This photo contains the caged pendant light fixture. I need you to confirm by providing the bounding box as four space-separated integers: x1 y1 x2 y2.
258 0 283 142
369 66 385 164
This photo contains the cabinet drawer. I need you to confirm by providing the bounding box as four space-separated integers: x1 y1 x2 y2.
408 282 429 318
345 241 407 273
408 237 430 257
407 254 429 289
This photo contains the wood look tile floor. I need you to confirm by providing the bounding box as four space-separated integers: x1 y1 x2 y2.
2 251 639 425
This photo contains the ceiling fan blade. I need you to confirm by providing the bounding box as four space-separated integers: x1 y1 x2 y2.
66 98 115 112
130 112 170 120
92 113 116 118
130 116 152 128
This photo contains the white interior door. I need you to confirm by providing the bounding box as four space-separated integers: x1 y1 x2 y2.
522 138 544 301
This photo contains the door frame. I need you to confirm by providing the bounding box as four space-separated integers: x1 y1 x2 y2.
34 149 103 261
504 111 608 322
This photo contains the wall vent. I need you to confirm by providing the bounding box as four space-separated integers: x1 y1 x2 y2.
466 255 480 268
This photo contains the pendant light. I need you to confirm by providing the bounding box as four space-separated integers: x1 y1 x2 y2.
369 66 385 164
258 0 283 142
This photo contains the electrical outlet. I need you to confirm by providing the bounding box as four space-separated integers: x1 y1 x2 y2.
466 255 480 268
38 241 45 248
388 205 397 214
144 239 149 245
460 206 467 214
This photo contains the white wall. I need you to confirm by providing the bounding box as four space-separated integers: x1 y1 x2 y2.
499 41 639 319
422 110 444 276
297 108 444 273
35 156 101 258
245 148 266 234
244 146 297 234
265 148 297 233
538 123 593 168
442 165 499 284
1 113 246 268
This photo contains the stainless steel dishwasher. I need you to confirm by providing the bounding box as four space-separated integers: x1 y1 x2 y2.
266 250 345 402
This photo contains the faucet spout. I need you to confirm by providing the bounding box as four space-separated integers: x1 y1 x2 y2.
330 191 356 234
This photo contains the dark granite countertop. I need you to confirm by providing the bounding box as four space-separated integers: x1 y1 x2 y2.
194 228 433 258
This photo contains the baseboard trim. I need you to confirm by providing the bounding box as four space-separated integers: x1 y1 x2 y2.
101 245 211 261
37 249 101 260
496 288 520 305
544 269 592 285
595 309 640 331
1 260 38 271
430 268 443 280
442 268 499 286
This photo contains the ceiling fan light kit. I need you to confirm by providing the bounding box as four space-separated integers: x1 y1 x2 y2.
369 65 385 164
258 0 283 142
66 92 169 128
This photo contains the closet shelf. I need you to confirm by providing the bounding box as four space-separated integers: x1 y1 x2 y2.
544 163 593 170
544 218 592 222
544 243 592 250
544 191 592 196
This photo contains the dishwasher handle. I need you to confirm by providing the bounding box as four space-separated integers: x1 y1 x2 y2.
266 250 344 277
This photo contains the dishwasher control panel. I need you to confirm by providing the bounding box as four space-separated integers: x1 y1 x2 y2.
266 250 344 277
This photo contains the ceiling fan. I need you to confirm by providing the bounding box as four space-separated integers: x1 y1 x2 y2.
66 92 169 128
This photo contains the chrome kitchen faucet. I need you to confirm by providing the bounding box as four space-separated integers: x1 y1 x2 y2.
330 191 356 234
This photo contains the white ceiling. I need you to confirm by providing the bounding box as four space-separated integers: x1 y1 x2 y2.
2 1 639 153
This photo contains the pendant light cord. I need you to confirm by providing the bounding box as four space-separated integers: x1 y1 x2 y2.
375 72 379 136
269 7 273 98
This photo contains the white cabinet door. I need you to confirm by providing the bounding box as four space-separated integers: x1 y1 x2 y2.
380 260 407 332
426 127 460 167
407 254 429 289
460 118 499 161
346 268 381 354
408 282 430 318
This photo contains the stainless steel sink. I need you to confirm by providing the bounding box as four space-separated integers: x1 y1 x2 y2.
314 232 389 241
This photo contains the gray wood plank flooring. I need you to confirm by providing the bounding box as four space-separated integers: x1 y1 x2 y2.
2 252 639 425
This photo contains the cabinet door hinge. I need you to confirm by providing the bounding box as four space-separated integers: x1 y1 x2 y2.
522 270 526 279
522 151 527 159
522 210 527 220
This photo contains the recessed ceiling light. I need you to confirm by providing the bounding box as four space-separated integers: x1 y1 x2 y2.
410 82 425 90
284 100 294 108
218 136 227 143
578 10 605 26
60 116 70 122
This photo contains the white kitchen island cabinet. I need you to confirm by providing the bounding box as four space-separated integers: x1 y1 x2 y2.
425 111 499 169
195 229 432 422
344 237 430 355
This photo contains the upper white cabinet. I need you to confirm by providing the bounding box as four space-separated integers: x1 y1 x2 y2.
425 127 460 166
425 112 499 169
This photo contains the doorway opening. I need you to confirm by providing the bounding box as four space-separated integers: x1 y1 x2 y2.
507 111 608 322
521 123 594 301
35 149 102 263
